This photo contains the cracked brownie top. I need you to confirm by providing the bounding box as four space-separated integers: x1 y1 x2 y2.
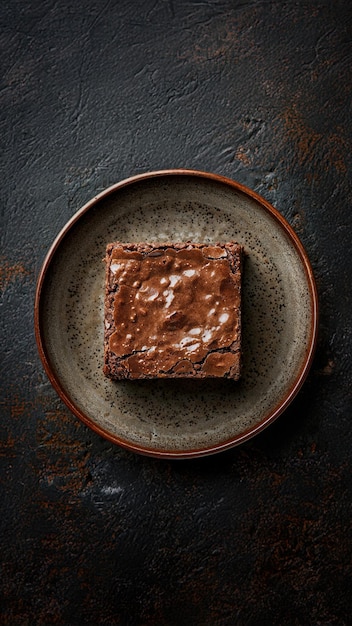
103 242 243 379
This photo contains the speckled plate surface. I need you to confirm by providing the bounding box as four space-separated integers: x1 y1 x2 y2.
35 170 318 458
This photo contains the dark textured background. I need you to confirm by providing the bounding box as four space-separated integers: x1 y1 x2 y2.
1 1 352 624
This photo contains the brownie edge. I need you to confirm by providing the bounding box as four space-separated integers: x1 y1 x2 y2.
103 242 243 380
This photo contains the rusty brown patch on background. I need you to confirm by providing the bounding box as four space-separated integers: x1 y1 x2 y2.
282 105 347 174
2 385 92 498
36 406 92 496
235 146 251 165
10 394 28 419
316 358 336 377
282 104 321 166
0 258 31 292
177 11 258 65
325 132 348 174
292 212 305 234
0 431 16 456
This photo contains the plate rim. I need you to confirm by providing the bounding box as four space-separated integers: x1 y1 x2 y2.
34 169 319 459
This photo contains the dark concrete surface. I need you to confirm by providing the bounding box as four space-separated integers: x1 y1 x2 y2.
1 1 352 624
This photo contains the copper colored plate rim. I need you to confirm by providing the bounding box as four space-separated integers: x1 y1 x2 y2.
34 169 319 459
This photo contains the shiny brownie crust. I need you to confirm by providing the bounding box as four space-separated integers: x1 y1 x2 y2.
103 242 243 380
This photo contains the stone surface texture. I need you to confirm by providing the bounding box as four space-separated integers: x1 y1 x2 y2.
1 1 351 624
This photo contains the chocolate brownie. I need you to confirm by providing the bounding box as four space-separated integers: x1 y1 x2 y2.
103 242 243 380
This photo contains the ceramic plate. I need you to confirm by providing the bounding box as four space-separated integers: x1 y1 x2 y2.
35 170 318 458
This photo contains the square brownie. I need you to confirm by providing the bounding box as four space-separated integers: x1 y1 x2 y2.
103 242 243 380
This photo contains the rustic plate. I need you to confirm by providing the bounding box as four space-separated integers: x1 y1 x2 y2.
35 170 318 458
